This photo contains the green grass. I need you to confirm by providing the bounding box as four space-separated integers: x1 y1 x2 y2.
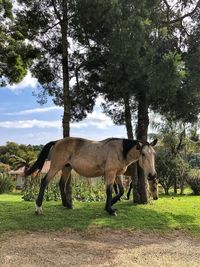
0 192 200 236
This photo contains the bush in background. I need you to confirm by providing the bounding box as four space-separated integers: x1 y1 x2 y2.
72 177 105 202
156 149 190 194
22 175 105 202
187 169 200 195
0 173 14 194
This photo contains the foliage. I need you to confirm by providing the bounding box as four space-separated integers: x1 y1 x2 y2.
187 169 200 195
188 154 200 168
0 0 37 84
0 163 10 173
0 142 41 168
22 175 105 202
156 149 190 194
72 177 105 202
14 0 100 134
0 173 14 194
22 175 60 202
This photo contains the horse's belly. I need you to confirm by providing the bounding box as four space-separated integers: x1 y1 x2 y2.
71 161 104 177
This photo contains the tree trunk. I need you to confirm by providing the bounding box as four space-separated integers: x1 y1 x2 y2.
136 93 149 142
174 176 177 194
60 1 72 207
134 92 149 204
124 95 133 139
61 0 70 138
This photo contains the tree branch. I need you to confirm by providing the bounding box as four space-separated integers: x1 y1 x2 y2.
41 21 60 34
51 0 62 23
162 0 200 25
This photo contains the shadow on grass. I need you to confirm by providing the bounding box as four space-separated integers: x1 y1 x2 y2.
1 195 200 235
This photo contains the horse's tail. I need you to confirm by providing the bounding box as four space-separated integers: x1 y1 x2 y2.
25 141 56 176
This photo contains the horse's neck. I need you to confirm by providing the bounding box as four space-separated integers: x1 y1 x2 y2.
125 150 140 166
125 158 139 167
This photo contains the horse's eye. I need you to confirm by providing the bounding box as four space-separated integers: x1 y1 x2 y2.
142 153 145 157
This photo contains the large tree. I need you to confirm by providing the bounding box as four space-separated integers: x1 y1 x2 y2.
15 0 106 137
77 0 200 203
0 0 36 84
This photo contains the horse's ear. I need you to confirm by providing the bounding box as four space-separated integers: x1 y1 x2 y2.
150 139 158 147
136 142 142 150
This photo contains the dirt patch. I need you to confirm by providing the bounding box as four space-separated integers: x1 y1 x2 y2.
0 229 200 267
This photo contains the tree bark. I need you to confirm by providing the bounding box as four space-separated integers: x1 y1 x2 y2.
61 0 70 138
124 95 133 140
59 0 72 206
136 93 149 142
134 92 149 204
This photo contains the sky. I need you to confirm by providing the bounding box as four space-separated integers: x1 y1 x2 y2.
0 72 127 145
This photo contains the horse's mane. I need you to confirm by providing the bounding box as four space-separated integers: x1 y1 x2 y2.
103 138 139 158
122 139 138 158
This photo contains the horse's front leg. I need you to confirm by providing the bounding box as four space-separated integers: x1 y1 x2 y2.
105 172 117 216
111 176 124 205
127 181 133 200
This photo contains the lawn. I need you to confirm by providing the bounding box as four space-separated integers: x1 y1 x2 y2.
0 192 200 235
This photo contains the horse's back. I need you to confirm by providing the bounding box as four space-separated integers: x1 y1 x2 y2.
52 137 123 177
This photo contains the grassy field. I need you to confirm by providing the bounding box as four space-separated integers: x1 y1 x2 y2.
0 192 200 235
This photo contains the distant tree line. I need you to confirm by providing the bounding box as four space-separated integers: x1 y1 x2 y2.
0 142 43 169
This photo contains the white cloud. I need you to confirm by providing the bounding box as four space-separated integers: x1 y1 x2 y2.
0 111 113 130
5 106 63 115
84 110 113 129
0 101 115 131
0 120 62 129
0 119 92 130
5 71 38 91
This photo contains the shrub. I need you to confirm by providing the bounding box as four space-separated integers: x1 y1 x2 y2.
22 175 61 201
22 175 105 202
156 149 190 194
72 177 105 202
186 169 200 195
0 173 14 194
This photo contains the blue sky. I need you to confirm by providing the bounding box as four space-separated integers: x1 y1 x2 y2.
0 72 127 145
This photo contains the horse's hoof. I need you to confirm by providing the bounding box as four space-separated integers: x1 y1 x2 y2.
35 210 41 215
109 209 117 216
35 206 43 215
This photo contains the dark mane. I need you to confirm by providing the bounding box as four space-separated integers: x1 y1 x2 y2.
103 138 121 144
122 139 138 158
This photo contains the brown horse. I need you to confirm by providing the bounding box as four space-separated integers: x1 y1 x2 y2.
25 137 157 216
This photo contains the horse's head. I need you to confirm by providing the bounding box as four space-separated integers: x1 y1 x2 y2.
148 176 158 200
137 139 157 180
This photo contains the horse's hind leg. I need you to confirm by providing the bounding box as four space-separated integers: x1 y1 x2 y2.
111 176 124 206
36 168 61 214
35 174 48 214
59 164 72 209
